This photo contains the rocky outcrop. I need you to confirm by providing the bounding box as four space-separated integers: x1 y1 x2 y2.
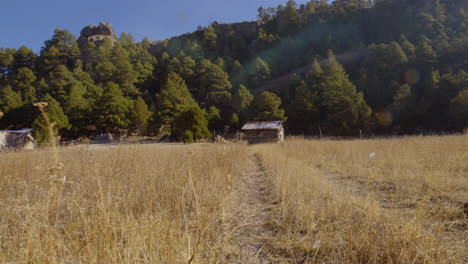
77 22 118 49
212 21 260 41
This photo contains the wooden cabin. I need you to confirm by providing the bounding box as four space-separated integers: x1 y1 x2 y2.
241 121 284 144
0 129 35 150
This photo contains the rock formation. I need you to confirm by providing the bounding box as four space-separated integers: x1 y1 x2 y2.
77 22 118 49
212 21 260 41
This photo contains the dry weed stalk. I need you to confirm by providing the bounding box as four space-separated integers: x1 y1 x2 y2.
34 102 65 226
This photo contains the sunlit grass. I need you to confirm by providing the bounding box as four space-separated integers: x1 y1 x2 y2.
254 134 467 264
0 143 249 263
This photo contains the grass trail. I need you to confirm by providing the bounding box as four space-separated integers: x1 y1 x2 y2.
223 152 279 263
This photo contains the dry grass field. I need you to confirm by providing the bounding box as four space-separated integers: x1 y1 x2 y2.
254 135 467 263
0 143 251 263
0 135 466 263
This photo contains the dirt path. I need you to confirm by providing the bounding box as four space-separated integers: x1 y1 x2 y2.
224 152 278 263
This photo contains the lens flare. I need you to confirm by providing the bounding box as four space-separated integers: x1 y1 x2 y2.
404 69 420 85
375 110 393 128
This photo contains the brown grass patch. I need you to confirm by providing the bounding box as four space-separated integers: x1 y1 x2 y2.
254 135 467 263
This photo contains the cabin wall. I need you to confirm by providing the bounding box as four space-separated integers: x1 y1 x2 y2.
243 129 283 144
0 132 35 150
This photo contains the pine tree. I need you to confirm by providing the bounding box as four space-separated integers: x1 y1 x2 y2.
249 57 271 86
155 72 196 127
32 94 70 143
232 84 253 112
287 81 317 133
254 91 287 121
0 86 23 112
173 104 211 141
95 82 133 133
131 96 152 135
198 60 232 108
277 0 302 35
13 67 37 103
321 52 371 134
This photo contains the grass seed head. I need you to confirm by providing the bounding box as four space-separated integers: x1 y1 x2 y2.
33 102 49 110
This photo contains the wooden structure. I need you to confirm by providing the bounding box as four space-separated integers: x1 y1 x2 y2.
0 129 35 150
241 121 284 144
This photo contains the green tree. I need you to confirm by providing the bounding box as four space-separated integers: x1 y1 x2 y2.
131 96 152 135
95 61 119 84
32 94 70 143
287 80 318 133
13 46 36 71
277 0 302 35
321 52 371 134
47 65 75 104
13 67 37 103
203 26 217 50
249 57 271 86
197 60 233 108
360 42 408 109
155 72 196 128
232 84 253 112
0 86 23 113
95 82 133 133
254 91 287 121
206 105 223 130
173 104 211 141
393 84 412 107
0 48 15 79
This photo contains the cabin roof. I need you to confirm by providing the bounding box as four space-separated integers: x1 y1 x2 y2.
241 121 283 131
0 128 33 134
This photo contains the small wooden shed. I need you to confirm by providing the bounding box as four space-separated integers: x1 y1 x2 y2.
0 129 35 150
241 121 284 144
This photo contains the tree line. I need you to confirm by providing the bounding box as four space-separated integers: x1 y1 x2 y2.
0 0 466 142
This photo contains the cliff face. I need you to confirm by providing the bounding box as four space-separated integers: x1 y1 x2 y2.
77 22 118 49
212 21 260 41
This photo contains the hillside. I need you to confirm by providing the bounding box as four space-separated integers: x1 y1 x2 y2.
0 0 467 141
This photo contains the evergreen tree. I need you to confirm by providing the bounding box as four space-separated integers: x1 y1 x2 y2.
173 104 211 141
232 84 253 113
321 52 371 134
287 80 318 133
360 42 408 109
155 72 196 132
95 82 133 133
254 91 287 121
13 67 37 103
13 46 36 72
277 0 302 35
197 60 233 109
0 86 23 113
0 48 15 79
131 96 152 135
393 84 412 107
203 26 217 50
249 57 271 86
32 94 70 143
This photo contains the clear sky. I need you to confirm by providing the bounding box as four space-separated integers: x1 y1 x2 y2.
1 0 310 53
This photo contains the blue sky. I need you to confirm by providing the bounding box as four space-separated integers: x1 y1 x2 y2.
1 0 310 53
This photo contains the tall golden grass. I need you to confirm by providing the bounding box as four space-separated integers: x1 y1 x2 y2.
254 135 467 263
0 143 249 263
0 133 466 263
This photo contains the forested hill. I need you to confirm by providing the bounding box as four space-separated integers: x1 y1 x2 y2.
0 0 467 142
